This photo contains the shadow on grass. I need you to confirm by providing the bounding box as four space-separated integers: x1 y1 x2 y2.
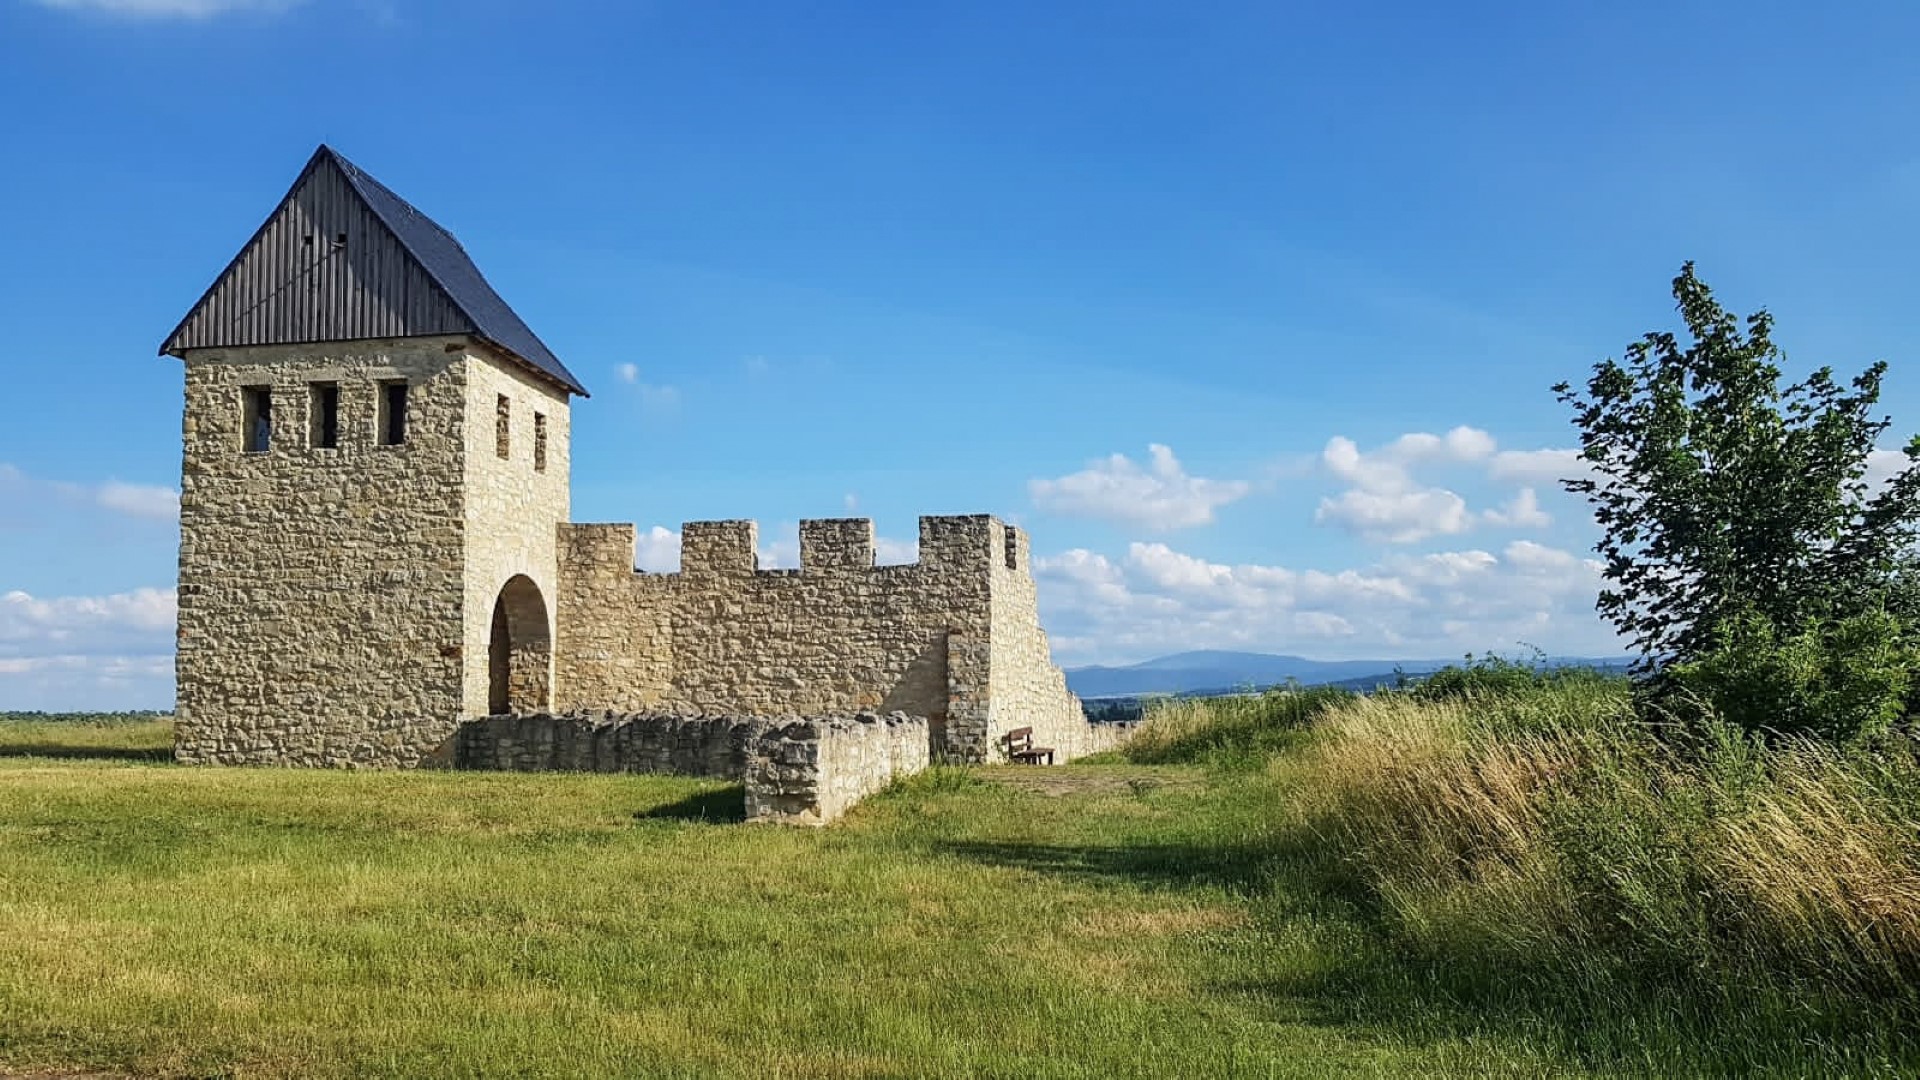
935 838 1273 894
0 744 173 762
632 786 746 823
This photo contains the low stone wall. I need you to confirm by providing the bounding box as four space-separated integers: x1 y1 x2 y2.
746 713 930 826
1079 720 1136 757
457 712 772 778
455 710 928 825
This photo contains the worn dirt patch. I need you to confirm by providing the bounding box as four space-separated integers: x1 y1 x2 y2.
975 767 1204 798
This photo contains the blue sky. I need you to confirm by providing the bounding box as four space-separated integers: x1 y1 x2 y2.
4 0 1920 709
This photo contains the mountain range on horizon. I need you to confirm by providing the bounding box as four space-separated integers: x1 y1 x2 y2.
1063 649 1632 699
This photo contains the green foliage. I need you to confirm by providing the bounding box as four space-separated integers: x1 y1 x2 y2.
1554 263 1920 677
1124 686 1353 766
1664 608 1918 742
1410 652 1619 703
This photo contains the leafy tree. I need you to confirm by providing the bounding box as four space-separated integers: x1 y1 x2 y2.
1665 608 1917 742
1555 263 1920 672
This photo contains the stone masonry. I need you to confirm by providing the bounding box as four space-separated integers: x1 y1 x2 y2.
456 710 931 825
165 143 1125 814
553 516 1115 764
174 337 1114 771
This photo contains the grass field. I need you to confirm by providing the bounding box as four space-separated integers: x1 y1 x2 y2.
2 707 1913 1077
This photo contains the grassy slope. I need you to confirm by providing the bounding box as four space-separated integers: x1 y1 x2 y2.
0 719 1583 1080
1139 685 1920 1077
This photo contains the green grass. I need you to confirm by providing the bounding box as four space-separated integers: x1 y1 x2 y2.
14 700 1913 1077
0 712 173 760
0 719 1596 1079
1126 684 1920 1076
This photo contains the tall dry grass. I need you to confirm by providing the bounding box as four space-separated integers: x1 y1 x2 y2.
1281 685 1920 1037
1125 686 1351 766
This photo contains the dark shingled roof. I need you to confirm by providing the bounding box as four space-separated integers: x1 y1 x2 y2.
161 144 589 398
325 148 589 397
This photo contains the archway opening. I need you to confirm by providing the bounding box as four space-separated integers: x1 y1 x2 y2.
487 575 551 715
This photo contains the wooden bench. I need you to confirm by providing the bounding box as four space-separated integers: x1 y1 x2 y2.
1004 726 1055 766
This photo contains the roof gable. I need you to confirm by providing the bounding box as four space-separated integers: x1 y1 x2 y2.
160 145 588 398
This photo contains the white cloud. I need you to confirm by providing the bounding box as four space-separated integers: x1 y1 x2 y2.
0 653 173 712
1314 428 1497 544
0 587 177 646
1489 448 1587 486
759 530 800 570
614 364 679 411
1866 448 1913 490
0 587 178 709
633 526 682 573
1315 428 1581 543
634 523 916 571
1323 426 1497 491
32 0 299 16
0 463 179 524
875 536 918 566
1484 487 1551 529
96 482 180 522
1316 486 1474 544
1030 444 1250 530
1034 539 1615 667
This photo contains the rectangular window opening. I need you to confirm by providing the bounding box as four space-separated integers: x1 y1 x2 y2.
308 382 339 449
496 394 511 459
242 386 272 453
1004 524 1019 570
534 413 548 473
378 381 408 446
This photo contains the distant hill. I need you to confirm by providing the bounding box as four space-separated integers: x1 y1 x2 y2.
1065 649 1631 699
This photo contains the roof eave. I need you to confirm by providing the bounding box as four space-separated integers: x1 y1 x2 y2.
471 337 589 399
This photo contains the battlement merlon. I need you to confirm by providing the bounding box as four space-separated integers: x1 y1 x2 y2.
561 515 1029 579
917 514 1001 571
682 520 760 576
800 518 874 573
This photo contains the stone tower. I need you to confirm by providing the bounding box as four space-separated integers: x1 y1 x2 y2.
161 146 589 766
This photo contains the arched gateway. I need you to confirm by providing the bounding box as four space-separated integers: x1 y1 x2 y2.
488 575 552 715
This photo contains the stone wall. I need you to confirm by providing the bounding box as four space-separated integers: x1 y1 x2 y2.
455 710 929 825
456 711 771 778
175 338 474 766
554 516 1000 757
746 713 930 826
986 524 1106 761
459 346 571 719
552 514 1125 764
173 338 1115 772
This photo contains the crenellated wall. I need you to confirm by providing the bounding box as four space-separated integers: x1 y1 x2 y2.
552 514 1105 762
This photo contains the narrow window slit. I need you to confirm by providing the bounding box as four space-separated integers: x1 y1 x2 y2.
242 387 272 453
309 383 339 449
496 395 511 459
534 413 547 473
378 381 408 446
